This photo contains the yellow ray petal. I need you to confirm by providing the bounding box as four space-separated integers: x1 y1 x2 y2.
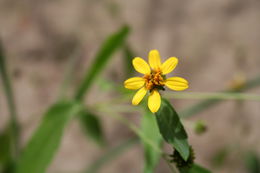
148 50 161 70
161 57 178 75
132 57 151 74
148 90 161 113
165 77 189 91
132 87 147 105
124 77 145 90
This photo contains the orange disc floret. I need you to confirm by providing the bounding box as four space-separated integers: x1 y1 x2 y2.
143 70 165 91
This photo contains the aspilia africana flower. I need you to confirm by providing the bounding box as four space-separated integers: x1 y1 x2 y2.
124 49 189 113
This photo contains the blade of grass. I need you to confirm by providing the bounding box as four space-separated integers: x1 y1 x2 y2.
123 44 135 78
75 25 130 101
0 42 20 159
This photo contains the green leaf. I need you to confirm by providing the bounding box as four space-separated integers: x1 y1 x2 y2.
123 44 135 78
0 41 20 159
141 111 162 173
245 151 260 173
0 129 12 173
180 164 211 173
16 101 82 173
75 25 130 101
79 111 105 145
0 130 11 165
155 99 190 161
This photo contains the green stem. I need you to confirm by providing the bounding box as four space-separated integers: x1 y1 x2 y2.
85 138 138 173
0 43 20 158
81 75 260 173
180 75 260 118
98 107 163 153
165 92 260 101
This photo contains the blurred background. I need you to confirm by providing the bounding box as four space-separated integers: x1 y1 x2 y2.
0 0 260 173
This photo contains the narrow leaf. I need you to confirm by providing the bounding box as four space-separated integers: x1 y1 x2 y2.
123 44 135 77
79 111 105 145
141 111 162 173
245 151 260 173
155 99 190 161
0 41 20 159
75 25 130 101
16 101 82 173
0 129 12 172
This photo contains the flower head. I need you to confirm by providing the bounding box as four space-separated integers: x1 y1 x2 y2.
124 49 188 113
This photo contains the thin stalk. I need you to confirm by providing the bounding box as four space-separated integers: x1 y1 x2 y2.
180 75 260 118
98 107 163 153
85 137 139 173
164 92 260 101
0 43 20 158
82 75 260 172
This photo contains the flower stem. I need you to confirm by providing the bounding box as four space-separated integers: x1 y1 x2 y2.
0 43 20 159
85 137 138 173
164 92 260 101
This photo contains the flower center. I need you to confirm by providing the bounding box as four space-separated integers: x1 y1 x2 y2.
143 70 165 91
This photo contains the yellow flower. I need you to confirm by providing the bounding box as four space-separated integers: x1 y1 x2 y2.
124 49 189 113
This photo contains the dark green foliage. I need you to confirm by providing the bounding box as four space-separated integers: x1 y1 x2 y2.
0 130 11 165
155 99 190 161
179 164 211 173
0 41 20 159
79 111 105 145
170 146 195 169
245 151 260 173
123 45 135 78
16 101 82 173
0 129 12 173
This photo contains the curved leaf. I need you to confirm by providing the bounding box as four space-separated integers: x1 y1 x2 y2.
79 111 105 145
155 99 190 161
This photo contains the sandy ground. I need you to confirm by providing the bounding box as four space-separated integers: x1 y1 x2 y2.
0 0 260 172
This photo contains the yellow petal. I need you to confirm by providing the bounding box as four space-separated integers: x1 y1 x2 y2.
132 57 151 74
148 50 161 70
132 87 147 105
161 57 178 75
124 77 145 90
165 77 189 91
148 90 161 113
